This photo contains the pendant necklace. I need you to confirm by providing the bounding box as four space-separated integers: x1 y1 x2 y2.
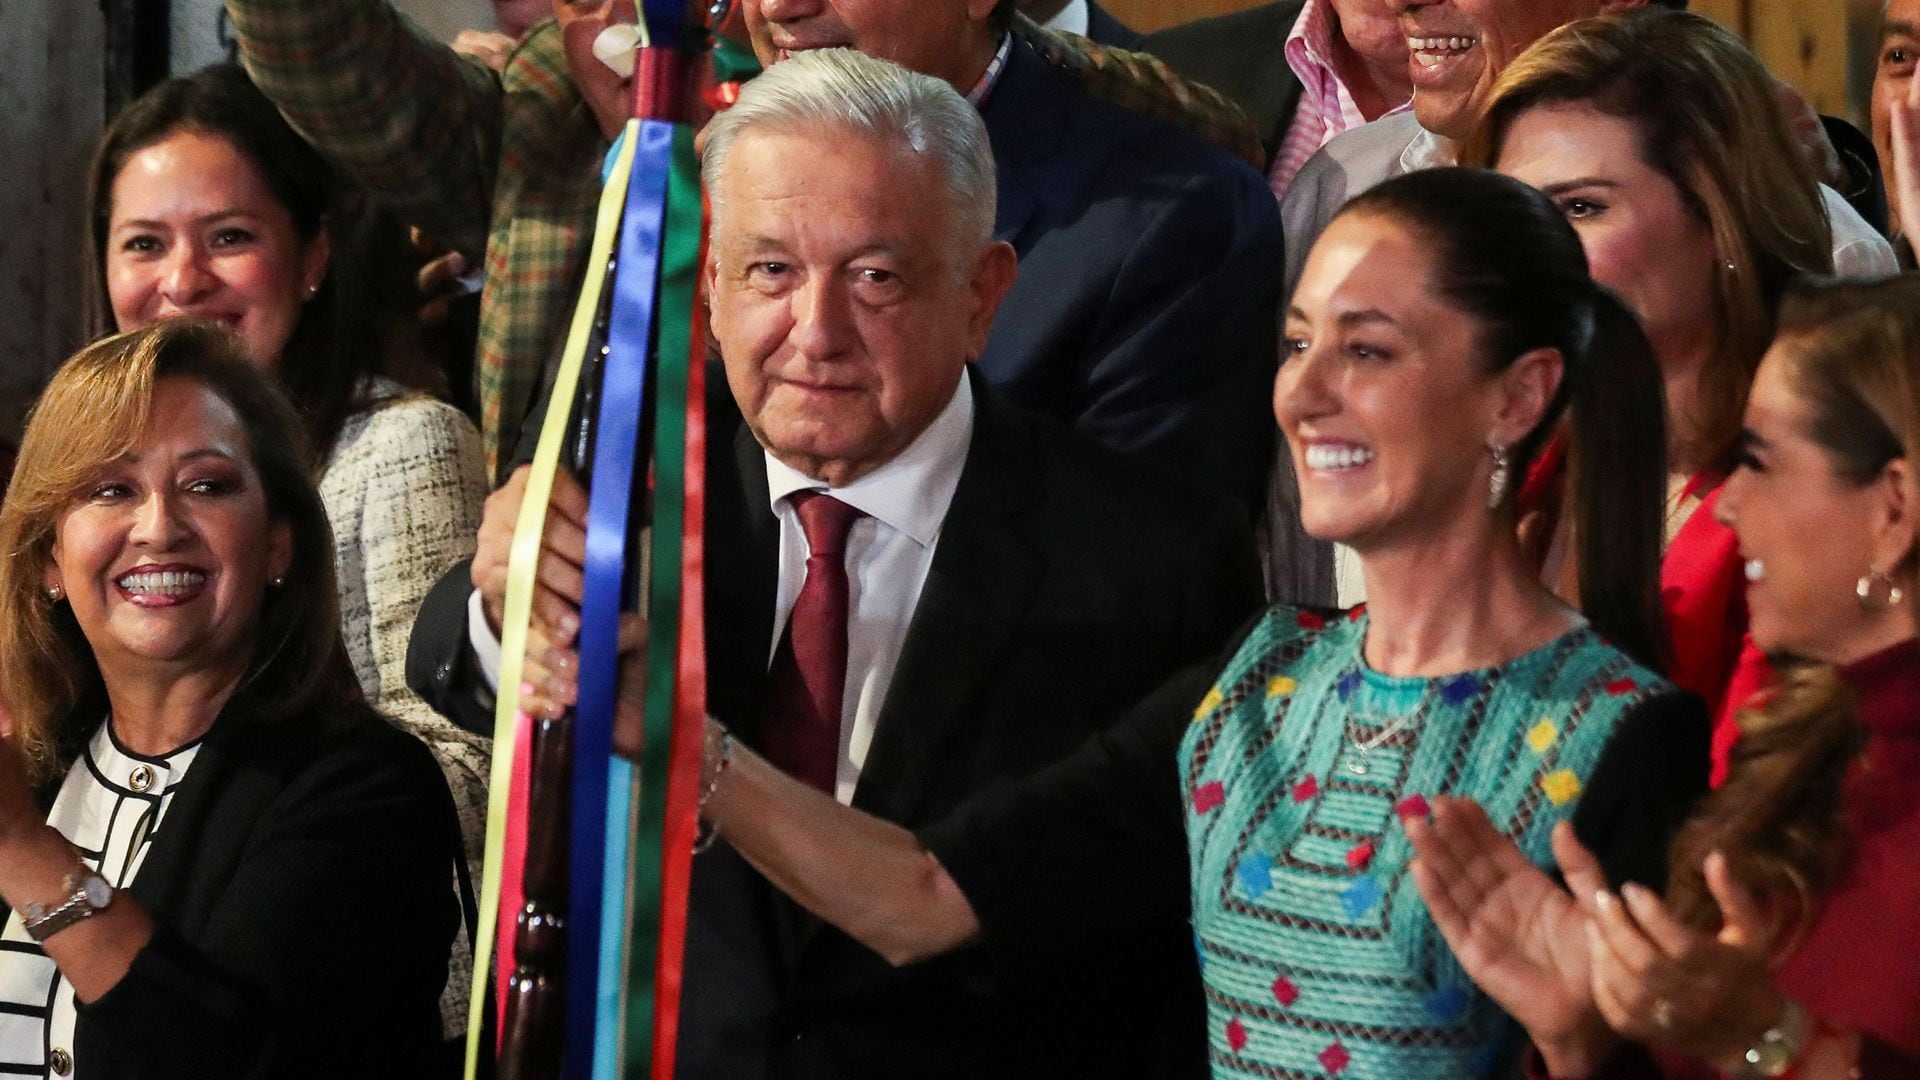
1345 709 1420 776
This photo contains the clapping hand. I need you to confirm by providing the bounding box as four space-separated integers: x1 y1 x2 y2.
1585 851 1784 1071
1406 797 1618 1076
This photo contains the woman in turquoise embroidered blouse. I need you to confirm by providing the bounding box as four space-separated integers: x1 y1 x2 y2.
688 169 1711 1080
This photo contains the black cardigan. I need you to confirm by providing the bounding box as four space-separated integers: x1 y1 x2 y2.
30 698 460 1079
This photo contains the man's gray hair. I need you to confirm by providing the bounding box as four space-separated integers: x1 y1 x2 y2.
702 48 998 252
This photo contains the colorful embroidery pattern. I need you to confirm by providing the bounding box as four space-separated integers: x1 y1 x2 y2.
1178 607 1668 1078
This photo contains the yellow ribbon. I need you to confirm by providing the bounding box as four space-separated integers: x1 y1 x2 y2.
464 122 643 1080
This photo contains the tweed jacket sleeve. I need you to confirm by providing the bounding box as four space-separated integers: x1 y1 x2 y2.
319 393 488 1037
321 392 490 857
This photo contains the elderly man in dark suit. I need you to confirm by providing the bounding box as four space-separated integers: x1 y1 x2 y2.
734 0 1285 513
230 0 1279 511
409 47 1263 1080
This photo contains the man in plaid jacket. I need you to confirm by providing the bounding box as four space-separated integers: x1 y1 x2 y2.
227 0 1283 512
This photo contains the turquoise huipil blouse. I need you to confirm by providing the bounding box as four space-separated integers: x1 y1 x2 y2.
1180 606 1672 1079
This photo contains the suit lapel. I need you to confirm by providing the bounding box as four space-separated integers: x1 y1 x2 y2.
850 384 1045 825
704 406 780 738
982 39 1068 252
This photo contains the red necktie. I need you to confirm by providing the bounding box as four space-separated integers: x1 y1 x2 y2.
761 492 864 793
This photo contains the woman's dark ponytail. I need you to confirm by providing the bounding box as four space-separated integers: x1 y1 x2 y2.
1564 288 1669 671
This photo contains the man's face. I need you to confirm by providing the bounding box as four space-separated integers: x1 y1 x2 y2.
740 0 1000 90
554 0 640 137
1874 0 1920 234
707 128 1017 486
1398 0 1634 140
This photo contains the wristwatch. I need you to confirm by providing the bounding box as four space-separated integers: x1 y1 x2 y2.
1728 998 1812 1079
22 870 113 943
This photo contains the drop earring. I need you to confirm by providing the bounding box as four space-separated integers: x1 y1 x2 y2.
1487 442 1511 510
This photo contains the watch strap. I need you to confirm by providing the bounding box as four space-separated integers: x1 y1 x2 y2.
1728 999 1813 1080
21 871 111 943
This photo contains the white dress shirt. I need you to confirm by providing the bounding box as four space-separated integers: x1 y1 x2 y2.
762 377 973 803
468 378 975 805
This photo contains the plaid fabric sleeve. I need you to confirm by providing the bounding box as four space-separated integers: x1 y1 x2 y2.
1012 14 1267 171
226 0 505 259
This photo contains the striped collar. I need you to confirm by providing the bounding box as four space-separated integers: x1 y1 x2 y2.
966 33 1015 107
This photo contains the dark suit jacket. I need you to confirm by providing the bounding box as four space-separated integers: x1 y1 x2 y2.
1140 1 1307 166
408 375 1265 1079
981 35 1284 513
33 695 459 1079
1084 1 1143 47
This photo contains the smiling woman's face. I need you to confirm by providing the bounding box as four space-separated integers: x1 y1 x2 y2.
1715 348 1907 665
1276 211 1520 553
47 376 292 682
104 130 327 372
1495 102 1718 379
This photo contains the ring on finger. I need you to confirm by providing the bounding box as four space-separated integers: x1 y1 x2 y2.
1652 998 1675 1031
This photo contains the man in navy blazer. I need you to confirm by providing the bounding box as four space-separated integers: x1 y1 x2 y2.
741 0 1286 512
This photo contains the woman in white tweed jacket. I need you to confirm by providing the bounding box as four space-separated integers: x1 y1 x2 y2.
81 64 488 1043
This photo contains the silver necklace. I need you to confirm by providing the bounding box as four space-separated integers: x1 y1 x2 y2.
1344 709 1419 775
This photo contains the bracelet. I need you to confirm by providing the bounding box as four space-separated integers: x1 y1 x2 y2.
1724 998 1814 1080
692 720 733 855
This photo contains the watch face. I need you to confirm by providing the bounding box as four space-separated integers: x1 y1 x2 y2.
80 876 112 909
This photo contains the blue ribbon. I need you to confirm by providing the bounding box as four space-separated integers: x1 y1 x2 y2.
568 118 678 1080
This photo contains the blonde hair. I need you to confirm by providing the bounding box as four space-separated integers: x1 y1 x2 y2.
0 321 360 784
1460 10 1833 469
1667 276 1920 938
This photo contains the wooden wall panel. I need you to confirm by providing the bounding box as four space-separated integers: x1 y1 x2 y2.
1748 0 1861 126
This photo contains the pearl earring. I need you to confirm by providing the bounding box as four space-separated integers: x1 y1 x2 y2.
45 584 64 603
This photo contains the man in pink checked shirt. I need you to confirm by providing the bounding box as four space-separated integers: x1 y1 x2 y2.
1144 0 1412 196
